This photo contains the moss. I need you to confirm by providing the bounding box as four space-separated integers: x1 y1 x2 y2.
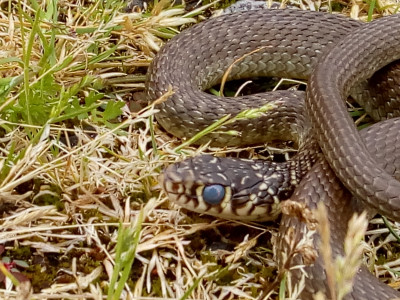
26 263 56 291
31 180 64 211
2 246 110 292
201 0 236 10
80 208 104 221
5 246 32 260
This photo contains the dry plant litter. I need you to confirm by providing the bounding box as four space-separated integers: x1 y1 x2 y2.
0 0 400 299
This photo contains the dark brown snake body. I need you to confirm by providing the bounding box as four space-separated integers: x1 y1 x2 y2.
145 9 400 299
283 117 400 299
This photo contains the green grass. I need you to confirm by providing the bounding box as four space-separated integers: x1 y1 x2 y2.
0 0 399 299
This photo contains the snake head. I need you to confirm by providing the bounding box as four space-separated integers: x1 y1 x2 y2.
161 155 296 221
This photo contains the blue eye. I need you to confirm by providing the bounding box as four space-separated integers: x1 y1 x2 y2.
203 185 225 205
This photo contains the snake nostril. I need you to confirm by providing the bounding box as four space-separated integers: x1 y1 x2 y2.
203 185 225 205
171 182 181 193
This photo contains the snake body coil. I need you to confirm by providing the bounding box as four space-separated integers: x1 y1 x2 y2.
146 9 400 299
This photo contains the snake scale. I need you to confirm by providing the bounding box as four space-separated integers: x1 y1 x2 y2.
145 8 400 299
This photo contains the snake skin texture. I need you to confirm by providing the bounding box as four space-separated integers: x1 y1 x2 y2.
280 118 400 300
306 16 400 220
145 9 400 299
146 10 361 147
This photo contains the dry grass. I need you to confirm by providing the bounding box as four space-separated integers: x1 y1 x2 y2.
0 0 400 299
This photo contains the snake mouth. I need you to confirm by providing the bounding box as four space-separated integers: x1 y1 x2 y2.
165 187 281 221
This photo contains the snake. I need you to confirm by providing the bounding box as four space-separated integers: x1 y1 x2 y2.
145 8 400 299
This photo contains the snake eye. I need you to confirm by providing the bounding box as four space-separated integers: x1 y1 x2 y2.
203 185 225 205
